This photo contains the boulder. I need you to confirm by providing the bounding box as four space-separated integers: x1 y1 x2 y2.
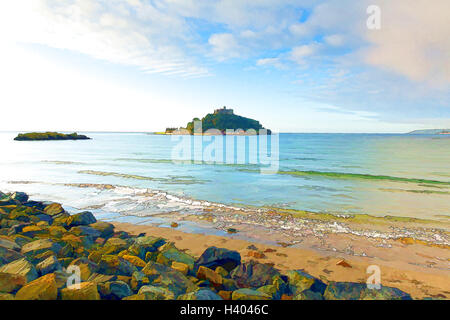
21 239 61 258
15 273 58 300
232 288 271 300
0 272 27 293
21 225 49 238
0 293 15 300
178 289 223 300
158 243 195 270
11 192 29 204
286 270 326 295
61 281 100 300
138 285 175 300
87 273 117 284
89 221 114 238
43 203 65 216
361 286 413 300
323 282 367 300
171 261 189 275
98 255 136 276
142 261 197 297
294 289 324 300
128 236 165 259
122 255 146 268
0 246 24 266
0 257 38 282
69 258 99 281
230 260 280 288
197 266 223 287
98 280 132 300
195 247 241 272
70 226 101 238
0 237 21 251
130 271 150 291
66 211 96 227
36 255 62 275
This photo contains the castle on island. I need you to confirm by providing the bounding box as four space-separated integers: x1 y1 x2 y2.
214 106 234 115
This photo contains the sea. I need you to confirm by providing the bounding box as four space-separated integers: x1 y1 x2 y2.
0 132 449 223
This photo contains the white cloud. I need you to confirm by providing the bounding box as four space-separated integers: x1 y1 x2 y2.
289 43 320 64
208 33 242 60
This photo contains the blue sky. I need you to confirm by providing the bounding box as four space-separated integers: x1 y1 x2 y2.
0 0 449 133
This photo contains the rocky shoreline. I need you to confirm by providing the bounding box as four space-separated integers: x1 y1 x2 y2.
0 190 416 300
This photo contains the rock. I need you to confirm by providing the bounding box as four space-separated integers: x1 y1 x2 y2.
323 282 367 300
101 237 130 255
247 250 266 259
0 237 21 251
197 266 223 287
23 201 46 211
0 293 15 300
15 273 58 300
286 270 326 295
0 246 24 266
61 281 100 300
70 226 101 238
89 221 114 238
195 247 241 272
98 255 136 276
171 222 179 228
21 225 49 238
159 243 195 270
122 255 146 268
68 258 99 281
178 289 223 300
43 203 65 216
48 226 67 238
21 239 61 258
230 260 280 288
138 285 175 300
218 290 232 300
98 280 132 300
215 266 228 277
66 211 97 227
336 259 352 268
0 257 38 282
0 272 27 292
294 289 324 300
36 255 62 275
128 236 166 259
142 261 196 297
11 192 29 204
232 288 271 300
88 273 117 284
171 261 189 275
361 286 412 300
247 245 258 250
130 271 150 291
35 214 53 224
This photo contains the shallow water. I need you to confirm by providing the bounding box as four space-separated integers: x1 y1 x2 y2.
0 132 449 221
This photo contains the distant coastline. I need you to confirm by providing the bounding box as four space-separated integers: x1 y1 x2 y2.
407 129 450 135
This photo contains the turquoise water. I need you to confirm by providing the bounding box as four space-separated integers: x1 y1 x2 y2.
0 132 449 220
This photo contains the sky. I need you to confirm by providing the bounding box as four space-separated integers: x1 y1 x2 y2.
0 0 449 133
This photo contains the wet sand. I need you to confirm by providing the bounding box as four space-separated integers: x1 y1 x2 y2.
113 221 450 299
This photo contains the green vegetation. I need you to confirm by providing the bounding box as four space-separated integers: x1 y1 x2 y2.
185 108 270 134
14 132 91 141
278 170 450 186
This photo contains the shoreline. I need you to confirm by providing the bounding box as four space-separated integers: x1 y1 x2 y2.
113 222 450 299
0 190 448 300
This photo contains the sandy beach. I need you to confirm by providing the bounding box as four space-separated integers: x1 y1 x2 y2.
113 221 450 299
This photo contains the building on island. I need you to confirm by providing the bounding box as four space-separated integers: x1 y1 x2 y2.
214 106 234 115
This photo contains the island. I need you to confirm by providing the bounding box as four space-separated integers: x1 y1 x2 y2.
14 132 91 141
164 107 271 135
407 129 450 135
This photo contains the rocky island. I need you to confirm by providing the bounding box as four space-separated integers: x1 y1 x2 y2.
14 132 91 141
407 129 450 135
165 107 271 135
0 190 416 300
